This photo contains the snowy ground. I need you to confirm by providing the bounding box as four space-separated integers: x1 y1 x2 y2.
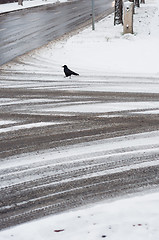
0 0 68 14
1 0 159 239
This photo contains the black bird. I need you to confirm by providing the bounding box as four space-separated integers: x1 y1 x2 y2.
62 65 79 78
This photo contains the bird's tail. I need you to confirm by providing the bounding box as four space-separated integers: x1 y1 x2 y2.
72 72 79 76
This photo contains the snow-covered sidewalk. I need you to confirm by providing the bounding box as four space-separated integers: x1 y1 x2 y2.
0 0 67 14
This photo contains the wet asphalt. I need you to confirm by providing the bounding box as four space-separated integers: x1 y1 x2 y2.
0 0 113 65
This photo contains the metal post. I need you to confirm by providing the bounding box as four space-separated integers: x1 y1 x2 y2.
123 1 133 34
18 0 23 5
91 0 95 30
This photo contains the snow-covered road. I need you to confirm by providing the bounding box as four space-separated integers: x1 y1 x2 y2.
1 71 159 230
0 0 159 234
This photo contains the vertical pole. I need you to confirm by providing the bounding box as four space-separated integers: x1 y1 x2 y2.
92 0 95 30
123 2 133 34
18 0 23 5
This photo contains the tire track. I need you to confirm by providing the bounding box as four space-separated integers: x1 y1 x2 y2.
1 70 159 230
1 165 159 230
1 149 159 229
1 149 159 188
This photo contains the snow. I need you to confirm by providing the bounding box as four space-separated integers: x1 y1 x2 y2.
1 130 159 170
1 130 159 188
0 120 17 125
36 101 159 113
2 0 159 77
1 131 159 238
0 121 64 133
1 191 159 240
0 0 67 14
1 0 159 239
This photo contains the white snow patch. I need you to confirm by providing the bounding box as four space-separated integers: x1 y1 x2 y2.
0 120 17 125
0 121 64 133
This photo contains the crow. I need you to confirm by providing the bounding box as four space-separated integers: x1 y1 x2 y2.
62 65 79 78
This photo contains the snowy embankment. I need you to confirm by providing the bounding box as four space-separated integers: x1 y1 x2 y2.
1 0 159 239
